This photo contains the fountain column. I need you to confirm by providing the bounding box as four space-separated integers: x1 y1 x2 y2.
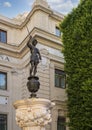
13 36 54 130
14 98 54 130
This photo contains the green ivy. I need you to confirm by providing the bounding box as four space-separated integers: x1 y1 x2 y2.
60 0 92 130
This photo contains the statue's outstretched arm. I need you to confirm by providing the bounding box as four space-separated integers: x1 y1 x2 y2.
27 36 32 48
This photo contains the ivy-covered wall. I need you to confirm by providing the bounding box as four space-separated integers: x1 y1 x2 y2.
60 0 92 130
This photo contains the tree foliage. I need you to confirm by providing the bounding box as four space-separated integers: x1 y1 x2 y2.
60 0 92 130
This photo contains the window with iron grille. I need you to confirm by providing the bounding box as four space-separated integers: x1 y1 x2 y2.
57 116 66 130
55 69 66 89
0 72 7 90
0 114 7 130
0 30 7 43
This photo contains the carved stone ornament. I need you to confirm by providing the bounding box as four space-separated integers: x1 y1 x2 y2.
13 98 54 128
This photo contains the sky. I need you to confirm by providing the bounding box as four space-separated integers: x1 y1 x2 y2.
0 0 80 18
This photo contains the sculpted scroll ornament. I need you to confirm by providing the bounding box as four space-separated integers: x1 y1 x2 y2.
16 107 51 127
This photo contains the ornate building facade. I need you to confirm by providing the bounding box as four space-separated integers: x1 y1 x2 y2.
0 0 68 130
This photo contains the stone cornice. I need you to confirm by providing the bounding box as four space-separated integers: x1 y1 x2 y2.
0 5 64 29
0 27 63 58
0 15 21 28
52 100 67 109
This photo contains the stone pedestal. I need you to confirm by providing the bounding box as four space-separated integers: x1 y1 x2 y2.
13 98 54 130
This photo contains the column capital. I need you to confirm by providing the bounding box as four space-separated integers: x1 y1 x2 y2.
14 98 54 128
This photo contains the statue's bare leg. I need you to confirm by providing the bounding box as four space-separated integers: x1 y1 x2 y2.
34 62 38 76
30 62 34 76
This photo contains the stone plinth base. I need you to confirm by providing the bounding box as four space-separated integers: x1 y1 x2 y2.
23 126 45 130
13 98 54 130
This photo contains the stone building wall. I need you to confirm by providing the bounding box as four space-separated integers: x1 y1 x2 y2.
0 0 68 130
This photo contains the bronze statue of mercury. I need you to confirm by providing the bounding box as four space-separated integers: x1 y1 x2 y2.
27 36 41 76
